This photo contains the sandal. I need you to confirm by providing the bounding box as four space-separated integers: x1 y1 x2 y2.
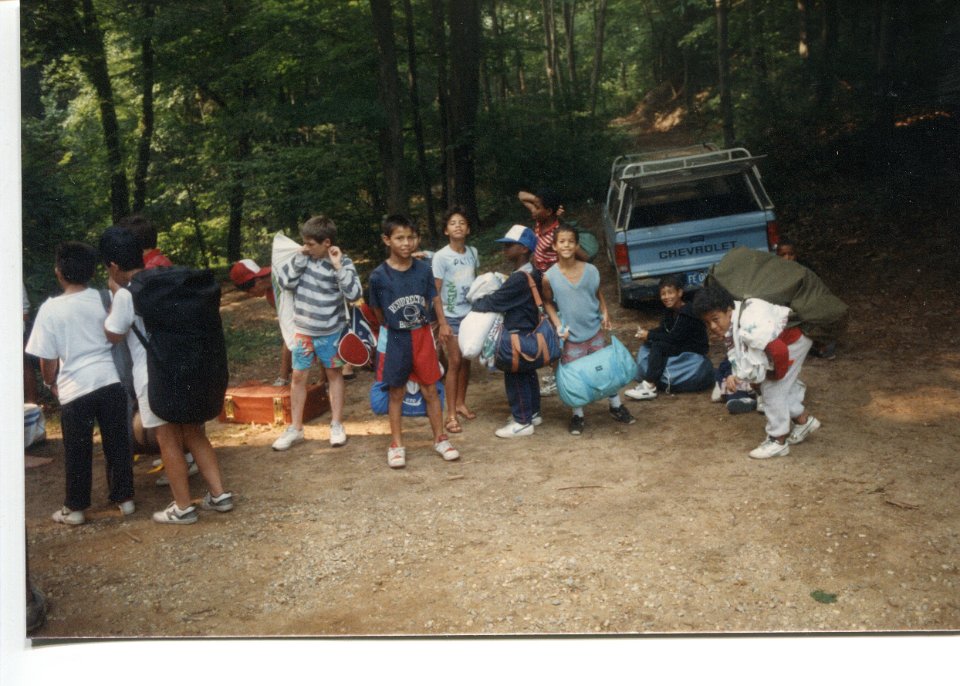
445 416 463 434
456 407 477 421
387 444 406 469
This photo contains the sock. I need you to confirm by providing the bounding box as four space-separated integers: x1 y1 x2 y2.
572 407 585 417
608 395 622 409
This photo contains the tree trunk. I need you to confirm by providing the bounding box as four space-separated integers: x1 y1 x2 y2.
370 0 407 214
402 0 437 239
514 10 526 94
715 0 735 146
489 0 509 100
430 0 453 208
815 0 839 109
79 0 129 222
226 132 249 262
446 0 481 226
797 0 811 60
746 0 769 100
589 0 607 115
132 0 155 213
562 0 578 107
541 0 557 108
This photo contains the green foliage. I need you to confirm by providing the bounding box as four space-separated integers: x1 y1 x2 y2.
20 0 960 297
475 102 628 214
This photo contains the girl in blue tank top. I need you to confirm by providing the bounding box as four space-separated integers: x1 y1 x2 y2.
541 225 636 435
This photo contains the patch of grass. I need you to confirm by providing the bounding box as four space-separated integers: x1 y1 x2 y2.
810 590 838 604
222 311 283 368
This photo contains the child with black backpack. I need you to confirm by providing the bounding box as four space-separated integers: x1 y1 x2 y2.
25 242 134 525
100 226 233 524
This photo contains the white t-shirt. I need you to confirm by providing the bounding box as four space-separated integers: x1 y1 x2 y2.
103 287 150 409
432 244 479 319
25 288 120 405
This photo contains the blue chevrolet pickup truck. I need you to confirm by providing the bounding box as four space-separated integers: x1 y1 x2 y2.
602 144 780 305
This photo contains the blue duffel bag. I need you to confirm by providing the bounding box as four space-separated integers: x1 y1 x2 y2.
556 335 638 408
369 380 445 416
635 346 714 393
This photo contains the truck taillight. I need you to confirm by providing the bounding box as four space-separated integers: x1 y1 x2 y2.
766 221 780 251
614 243 630 273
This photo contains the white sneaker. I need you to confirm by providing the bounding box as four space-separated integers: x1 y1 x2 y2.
156 455 199 486
329 422 347 447
387 445 406 469
272 426 305 451
749 437 790 459
52 507 85 525
539 374 557 396
495 421 534 438
434 437 460 461
787 416 821 445
624 380 657 400
710 383 723 402
507 412 543 426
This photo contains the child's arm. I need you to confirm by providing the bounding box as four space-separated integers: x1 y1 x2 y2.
39 358 59 396
370 306 387 328
541 276 567 339
433 295 452 340
597 286 611 331
517 190 537 214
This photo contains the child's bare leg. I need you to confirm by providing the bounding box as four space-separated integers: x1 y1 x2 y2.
289 368 310 430
443 337 461 421
324 366 345 425
420 383 445 441
387 386 405 446
456 359 473 418
155 423 192 509
182 423 225 496
279 345 292 381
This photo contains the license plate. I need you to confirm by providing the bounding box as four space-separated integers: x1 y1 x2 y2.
684 270 707 287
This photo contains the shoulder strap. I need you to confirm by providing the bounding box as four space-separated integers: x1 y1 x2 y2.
522 270 544 309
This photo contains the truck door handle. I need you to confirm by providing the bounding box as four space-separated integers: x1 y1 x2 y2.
690 235 705 243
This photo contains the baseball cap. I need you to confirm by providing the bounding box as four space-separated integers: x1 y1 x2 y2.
495 224 537 253
230 259 271 289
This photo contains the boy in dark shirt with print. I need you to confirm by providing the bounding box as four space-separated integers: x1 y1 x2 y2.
369 215 461 469
625 274 710 400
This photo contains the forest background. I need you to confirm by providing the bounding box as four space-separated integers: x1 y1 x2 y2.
20 0 960 302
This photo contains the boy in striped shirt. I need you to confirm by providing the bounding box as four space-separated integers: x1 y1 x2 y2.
271 216 363 451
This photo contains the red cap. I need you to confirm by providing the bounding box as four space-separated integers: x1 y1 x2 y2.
230 259 271 288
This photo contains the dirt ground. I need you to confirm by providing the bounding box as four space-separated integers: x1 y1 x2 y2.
23 216 960 639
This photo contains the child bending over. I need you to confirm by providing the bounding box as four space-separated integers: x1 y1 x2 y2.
693 283 820 460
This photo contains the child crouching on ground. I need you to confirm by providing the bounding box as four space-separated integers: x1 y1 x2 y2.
542 224 635 434
693 283 820 459
369 214 460 468
624 273 710 401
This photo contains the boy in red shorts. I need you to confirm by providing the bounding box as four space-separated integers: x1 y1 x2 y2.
368 214 460 469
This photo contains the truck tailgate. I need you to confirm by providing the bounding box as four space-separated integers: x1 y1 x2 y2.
625 211 772 277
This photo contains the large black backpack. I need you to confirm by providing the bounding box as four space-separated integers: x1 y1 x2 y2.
128 267 229 424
